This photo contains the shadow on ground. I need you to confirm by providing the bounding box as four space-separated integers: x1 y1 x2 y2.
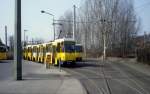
22 73 62 80
82 59 100 63
0 60 11 63
62 61 105 69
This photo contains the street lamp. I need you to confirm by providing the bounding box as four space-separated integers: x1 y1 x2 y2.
41 10 55 40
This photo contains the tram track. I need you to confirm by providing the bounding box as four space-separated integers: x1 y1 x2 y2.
110 61 150 94
101 60 112 94
64 68 105 94
62 60 150 94
63 61 113 94
74 62 148 94
77 61 112 94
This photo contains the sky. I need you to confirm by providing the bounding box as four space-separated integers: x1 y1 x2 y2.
134 0 150 35
0 0 150 44
0 0 81 44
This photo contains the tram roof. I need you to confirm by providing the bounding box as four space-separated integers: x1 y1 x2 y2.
75 44 82 46
54 38 75 42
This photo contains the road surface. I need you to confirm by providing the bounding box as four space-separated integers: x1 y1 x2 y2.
1 59 150 94
62 59 150 94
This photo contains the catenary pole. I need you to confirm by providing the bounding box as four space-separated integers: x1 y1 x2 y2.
73 5 76 40
5 26 7 50
53 16 55 40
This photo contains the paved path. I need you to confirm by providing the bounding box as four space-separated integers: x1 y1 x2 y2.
0 60 86 94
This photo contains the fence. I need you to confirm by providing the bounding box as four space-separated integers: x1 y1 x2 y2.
136 47 150 64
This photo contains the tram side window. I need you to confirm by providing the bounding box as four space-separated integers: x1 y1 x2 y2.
37 48 40 54
28 48 30 53
46 46 48 52
75 46 83 52
29 48 32 53
60 42 64 52
57 43 60 52
36 48 37 53
43 47 46 54
33 47 36 53
46 45 52 52
40 47 43 53
30 48 33 53
52 46 56 53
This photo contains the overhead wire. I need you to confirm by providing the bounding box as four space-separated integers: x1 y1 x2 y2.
57 1 150 24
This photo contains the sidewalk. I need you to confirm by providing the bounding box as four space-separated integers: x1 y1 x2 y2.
0 60 86 94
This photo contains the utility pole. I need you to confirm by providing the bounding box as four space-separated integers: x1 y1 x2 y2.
26 36 28 45
5 26 7 50
103 32 106 60
14 0 22 80
53 17 55 40
73 5 76 40
23 30 26 47
144 31 147 48
103 20 106 60
32 38 34 45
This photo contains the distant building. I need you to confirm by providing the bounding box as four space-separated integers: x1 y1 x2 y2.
134 34 150 48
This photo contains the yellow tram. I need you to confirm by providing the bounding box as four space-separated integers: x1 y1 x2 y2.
75 44 83 61
23 38 79 68
0 46 7 60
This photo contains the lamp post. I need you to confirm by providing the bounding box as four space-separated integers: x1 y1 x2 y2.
41 10 55 40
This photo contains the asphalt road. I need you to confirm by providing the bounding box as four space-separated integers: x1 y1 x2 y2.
62 59 150 94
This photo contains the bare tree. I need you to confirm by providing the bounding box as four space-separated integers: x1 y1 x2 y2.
58 0 140 57
58 11 73 38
